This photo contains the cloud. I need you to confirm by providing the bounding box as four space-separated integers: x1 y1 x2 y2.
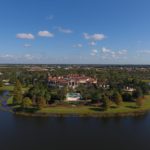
101 47 111 53
136 50 150 58
0 53 43 63
90 49 98 56
0 54 14 59
90 53 96 56
56 27 73 34
73 43 83 48
138 50 150 54
20 54 42 61
24 54 34 60
16 33 35 39
38 31 54 37
101 47 127 59
118 49 127 55
24 44 32 48
83 33 106 41
0 54 17 63
46 15 54 20
89 41 96 46
92 49 98 53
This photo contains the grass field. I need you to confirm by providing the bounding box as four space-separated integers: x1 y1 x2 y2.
142 80 150 83
0 85 14 91
0 85 29 93
36 95 150 117
7 96 13 105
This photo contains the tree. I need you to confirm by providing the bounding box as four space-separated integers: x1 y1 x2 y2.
22 97 32 108
113 92 123 107
45 91 51 104
122 93 133 102
13 79 23 104
37 96 46 109
76 84 86 98
133 87 143 99
57 87 67 101
136 97 144 107
140 82 150 95
0 80 3 87
102 95 110 110
27 82 51 105
83 90 92 100
91 90 102 103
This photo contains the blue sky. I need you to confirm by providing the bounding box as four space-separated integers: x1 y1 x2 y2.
0 0 150 64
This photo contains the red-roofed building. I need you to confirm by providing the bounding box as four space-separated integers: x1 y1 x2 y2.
48 74 97 89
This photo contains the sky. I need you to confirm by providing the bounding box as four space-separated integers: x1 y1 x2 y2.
0 0 150 64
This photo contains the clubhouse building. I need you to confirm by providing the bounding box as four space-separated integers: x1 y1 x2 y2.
48 74 97 89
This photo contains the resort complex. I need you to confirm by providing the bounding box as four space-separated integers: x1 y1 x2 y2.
48 74 97 89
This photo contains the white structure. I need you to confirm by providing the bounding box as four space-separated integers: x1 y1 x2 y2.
124 86 135 92
66 93 81 101
2 79 10 86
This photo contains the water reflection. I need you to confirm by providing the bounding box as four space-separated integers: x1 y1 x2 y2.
0 111 150 150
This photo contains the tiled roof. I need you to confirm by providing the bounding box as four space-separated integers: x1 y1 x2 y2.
48 74 97 85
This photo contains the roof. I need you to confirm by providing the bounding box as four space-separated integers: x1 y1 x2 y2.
48 74 97 85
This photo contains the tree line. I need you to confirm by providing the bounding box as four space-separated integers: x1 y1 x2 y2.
12 77 149 110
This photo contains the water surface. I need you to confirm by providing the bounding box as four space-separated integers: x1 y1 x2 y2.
0 111 150 150
0 91 150 150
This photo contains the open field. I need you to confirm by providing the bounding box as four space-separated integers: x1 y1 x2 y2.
2 87 150 117
0 85 14 91
142 80 150 83
27 95 150 117
0 85 29 93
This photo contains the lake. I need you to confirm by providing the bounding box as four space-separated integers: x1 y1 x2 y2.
0 111 150 150
0 91 150 150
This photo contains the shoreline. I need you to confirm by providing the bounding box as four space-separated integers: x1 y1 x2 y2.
13 109 149 118
1 90 150 118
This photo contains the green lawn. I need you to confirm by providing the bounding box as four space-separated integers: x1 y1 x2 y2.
0 85 29 92
7 96 13 105
142 79 150 83
0 85 29 106
0 85 14 91
38 95 150 116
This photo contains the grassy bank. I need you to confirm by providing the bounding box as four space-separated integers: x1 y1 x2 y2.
14 95 150 117
0 85 29 92
0 85 14 91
